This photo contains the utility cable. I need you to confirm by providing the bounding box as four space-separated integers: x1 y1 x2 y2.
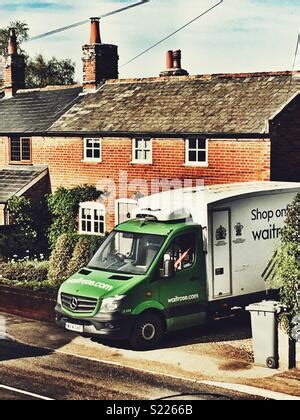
286 31 300 100
27 0 150 42
121 0 224 68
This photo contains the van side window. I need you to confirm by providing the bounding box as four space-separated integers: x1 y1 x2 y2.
165 233 197 272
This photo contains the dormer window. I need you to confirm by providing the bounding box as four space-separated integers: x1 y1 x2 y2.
10 137 31 164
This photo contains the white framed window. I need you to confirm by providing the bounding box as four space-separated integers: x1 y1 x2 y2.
185 138 208 166
79 202 105 236
132 138 152 164
84 138 102 162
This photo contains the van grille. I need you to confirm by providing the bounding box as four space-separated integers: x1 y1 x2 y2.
61 293 98 313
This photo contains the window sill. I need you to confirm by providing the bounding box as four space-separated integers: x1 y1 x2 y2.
9 162 33 166
131 161 153 165
81 159 102 164
184 162 209 168
79 231 105 237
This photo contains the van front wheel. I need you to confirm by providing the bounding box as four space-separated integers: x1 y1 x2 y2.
129 313 164 350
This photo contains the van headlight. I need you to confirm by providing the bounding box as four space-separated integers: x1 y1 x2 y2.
57 291 62 306
100 296 126 313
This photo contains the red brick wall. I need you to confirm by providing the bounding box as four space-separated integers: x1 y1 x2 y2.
0 136 271 230
270 95 300 182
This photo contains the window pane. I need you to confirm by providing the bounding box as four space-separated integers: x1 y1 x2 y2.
168 233 197 272
197 138 206 150
94 149 100 159
198 151 206 162
99 223 104 234
94 223 99 233
189 151 197 162
87 221 92 232
86 139 93 148
22 138 31 161
86 149 93 158
82 221 86 232
189 139 197 150
10 138 21 161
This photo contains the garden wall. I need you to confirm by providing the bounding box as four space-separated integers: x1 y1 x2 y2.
0 285 56 323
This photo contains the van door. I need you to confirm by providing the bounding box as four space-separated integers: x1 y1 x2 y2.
212 209 232 298
115 199 138 225
158 230 207 330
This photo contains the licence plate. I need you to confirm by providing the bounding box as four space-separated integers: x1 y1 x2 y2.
65 322 84 333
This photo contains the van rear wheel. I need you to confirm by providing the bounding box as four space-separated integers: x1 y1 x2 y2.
129 313 164 350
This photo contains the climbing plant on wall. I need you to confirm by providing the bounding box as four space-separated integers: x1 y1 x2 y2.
48 185 101 249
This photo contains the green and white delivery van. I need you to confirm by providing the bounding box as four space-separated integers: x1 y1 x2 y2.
56 182 300 349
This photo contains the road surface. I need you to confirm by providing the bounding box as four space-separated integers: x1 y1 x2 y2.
0 339 262 401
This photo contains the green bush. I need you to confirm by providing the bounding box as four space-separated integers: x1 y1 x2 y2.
67 237 91 277
48 234 76 286
0 261 48 282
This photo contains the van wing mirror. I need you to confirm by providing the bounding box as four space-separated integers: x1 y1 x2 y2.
160 258 175 279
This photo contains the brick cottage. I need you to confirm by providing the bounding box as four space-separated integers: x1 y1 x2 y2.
0 20 299 233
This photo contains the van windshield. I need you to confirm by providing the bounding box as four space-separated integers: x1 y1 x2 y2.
88 231 165 276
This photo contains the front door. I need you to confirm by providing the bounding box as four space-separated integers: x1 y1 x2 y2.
212 209 232 298
159 230 206 330
115 199 138 225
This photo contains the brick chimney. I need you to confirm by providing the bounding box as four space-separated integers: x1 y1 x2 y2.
4 28 26 97
160 49 189 77
82 18 119 91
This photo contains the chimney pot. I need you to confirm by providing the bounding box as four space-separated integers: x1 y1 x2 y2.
90 17 101 44
160 49 189 77
83 20 119 91
166 50 174 70
4 27 26 97
173 49 182 69
8 28 17 55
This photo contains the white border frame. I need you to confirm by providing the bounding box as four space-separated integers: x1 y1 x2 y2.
185 138 209 167
83 138 102 163
131 138 153 165
79 201 106 236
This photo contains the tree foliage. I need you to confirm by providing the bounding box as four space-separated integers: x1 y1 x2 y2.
0 20 75 88
6 196 50 258
0 21 29 55
266 194 300 335
26 54 75 88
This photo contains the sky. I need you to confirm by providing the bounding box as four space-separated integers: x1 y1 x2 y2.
0 0 299 82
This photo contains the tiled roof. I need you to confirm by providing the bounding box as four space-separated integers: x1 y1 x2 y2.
50 72 300 135
0 165 48 204
0 86 82 133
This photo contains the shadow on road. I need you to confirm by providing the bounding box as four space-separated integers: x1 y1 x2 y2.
0 339 53 362
92 312 252 351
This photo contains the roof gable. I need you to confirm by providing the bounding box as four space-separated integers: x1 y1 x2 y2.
0 166 48 204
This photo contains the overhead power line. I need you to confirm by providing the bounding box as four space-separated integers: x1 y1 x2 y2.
287 31 300 100
27 0 150 42
121 0 224 68
291 32 300 72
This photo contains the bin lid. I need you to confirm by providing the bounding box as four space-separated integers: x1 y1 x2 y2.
246 300 283 313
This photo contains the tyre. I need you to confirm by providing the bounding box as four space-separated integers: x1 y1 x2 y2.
129 313 164 350
266 357 278 369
